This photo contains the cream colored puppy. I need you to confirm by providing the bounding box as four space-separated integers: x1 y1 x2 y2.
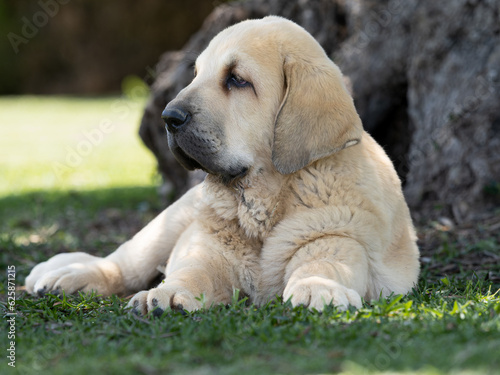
26 16 420 314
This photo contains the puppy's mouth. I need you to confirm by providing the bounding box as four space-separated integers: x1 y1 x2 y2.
167 134 204 171
167 132 249 184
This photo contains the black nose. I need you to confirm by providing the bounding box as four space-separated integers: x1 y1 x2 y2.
162 107 191 133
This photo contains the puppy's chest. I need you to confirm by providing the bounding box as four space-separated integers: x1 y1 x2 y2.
289 164 351 209
203 176 286 241
236 190 283 239
203 192 280 242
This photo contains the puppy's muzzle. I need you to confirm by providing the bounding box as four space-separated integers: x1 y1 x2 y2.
162 107 191 133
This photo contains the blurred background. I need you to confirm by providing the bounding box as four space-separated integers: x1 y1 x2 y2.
0 0 215 95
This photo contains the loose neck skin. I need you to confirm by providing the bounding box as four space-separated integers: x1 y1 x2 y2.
203 165 290 241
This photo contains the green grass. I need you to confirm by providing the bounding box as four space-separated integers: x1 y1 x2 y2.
0 95 157 195
1 96 499 375
4 283 500 375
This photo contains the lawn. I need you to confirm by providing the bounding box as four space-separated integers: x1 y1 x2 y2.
1 96 499 375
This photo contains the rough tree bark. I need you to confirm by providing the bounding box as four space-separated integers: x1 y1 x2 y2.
139 0 500 223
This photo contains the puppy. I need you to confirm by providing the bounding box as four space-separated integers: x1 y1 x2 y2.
26 16 420 313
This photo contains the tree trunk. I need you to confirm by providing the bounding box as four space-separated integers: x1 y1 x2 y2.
139 0 500 223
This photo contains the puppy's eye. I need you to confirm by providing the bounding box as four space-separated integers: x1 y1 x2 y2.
227 74 250 89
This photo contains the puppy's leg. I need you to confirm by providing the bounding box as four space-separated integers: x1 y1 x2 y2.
128 223 253 315
283 236 368 311
26 185 201 297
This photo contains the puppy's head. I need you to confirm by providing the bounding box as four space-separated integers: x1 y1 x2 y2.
162 16 362 183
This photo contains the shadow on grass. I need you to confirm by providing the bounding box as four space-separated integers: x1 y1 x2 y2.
1 190 499 374
0 186 164 285
0 186 163 218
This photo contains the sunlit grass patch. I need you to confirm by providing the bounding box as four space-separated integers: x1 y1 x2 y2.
0 96 157 195
5 283 500 375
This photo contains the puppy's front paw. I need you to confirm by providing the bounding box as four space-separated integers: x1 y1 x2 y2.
127 284 204 316
25 253 122 296
284 276 362 311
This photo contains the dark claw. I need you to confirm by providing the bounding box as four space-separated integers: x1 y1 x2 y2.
152 307 164 318
37 287 47 297
174 304 187 316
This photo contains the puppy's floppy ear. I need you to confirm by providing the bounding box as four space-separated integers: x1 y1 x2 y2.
272 56 363 174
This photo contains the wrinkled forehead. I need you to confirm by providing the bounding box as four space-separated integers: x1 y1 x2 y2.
195 21 284 75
